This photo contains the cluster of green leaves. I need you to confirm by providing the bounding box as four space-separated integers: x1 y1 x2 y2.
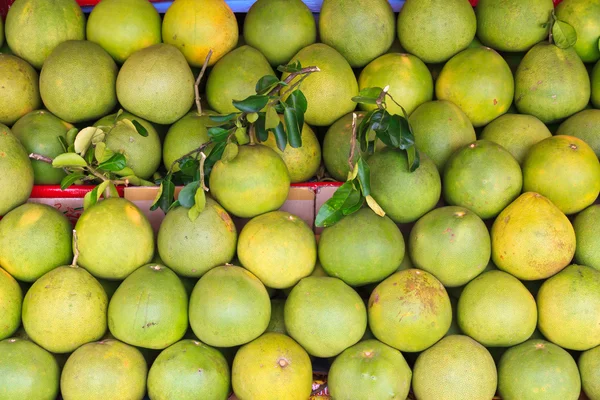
546 11 577 49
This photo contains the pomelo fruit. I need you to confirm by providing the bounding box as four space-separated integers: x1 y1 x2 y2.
574 205 600 271
285 276 366 357
116 43 195 125
209 144 290 218
86 0 162 64
498 339 581 400
515 43 590 123
443 140 522 219
281 43 358 126
319 0 395 68
0 267 22 340
22 264 108 353
0 54 41 125
408 100 476 171
413 335 497 400
369 148 441 223
476 0 554 52
189 265 271 347
318 207 405 286
593 61 600 108
397 0 476 63
480 113 552 164
0 125 33 217
162 0 238 67
368 269 452 352
537 264 600 351
206 45 275 114
580 346 600 400
555 0 600 63
75 198 154 280
243 0 316 66
232 332 312 400
436 47 514 127
0 338 60 400
491 192 576 280
557 109 600 158
60 339 147 400
410 206 490 287
158 198 237 278
358 53 433 116
523 135 600 214
5 0 85 69
266 299 286 334
328 339 412 400
148 339 230 400
0 203 72 282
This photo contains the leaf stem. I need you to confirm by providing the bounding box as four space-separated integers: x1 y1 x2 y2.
267 66 320 97
376 85 390 109
199 152 209 191
71 229 80 267
168 140 214 175
348 112 358 170
195 49 213 116
29 153 53 164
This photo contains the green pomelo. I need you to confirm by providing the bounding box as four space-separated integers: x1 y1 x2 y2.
413 335 497 400
284 276 366 357
491 192 576 280
116 43 195 125
0 338 59 400
557 109 600 158
436 47 514 127
148 339 230 400
523 135 600 214
580 345 600 400
398 0 476 63
0 54 41 125
0 267 22 340
189 265 271 347
498 339 581 400
22 265 107 353
157 198 237 278
368 269 452 352
515 43 590 123
574 205 600 271
443 140 522 219
593 61 600 108
555 0 600 63
328 339 412 400
318 207 405 286
5 0 85 69
60 339 147 400
358 53 433 115
86 0 162 64
209 144 290 218
266 299 286 335
408 100 476 171
410 206 491 287
0 203 72 282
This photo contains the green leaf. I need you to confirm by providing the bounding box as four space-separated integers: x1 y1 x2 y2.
167 199 181 212
352 87 384 105
179 181 201 208
150 178 175 213
188 205 201 221
222 142 239 163
106 181 119 197
194 187 206 212
553 20 577 49
113 167 136 177
131 120 148 137
83 181 111 210
277 60 302 73
179 158 200 177
315 181 362 228
273 122 287 151
342 189 364 216
57 136 68 153
598 37 600 52
66 128 78 147
247 112 259 123
407 146 420 172
203 141 227 180
208 127 231 142
52 153 88 168
265 106 280 130
98 153 127 172
94 142 114 164
285 90 307 130
255 75 279 94
366 195 386 217
255 113 268 142
232 95 269 113
209 113 238 123
84 146 95 166
234 127 250 145
60 173 85 190
357 109 378 152
356 157 371 197
114 109 124 123
283 107 302 148
74 127 103 156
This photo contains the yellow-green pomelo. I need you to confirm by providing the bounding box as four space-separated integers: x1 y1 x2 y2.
580 346 600 400
189 265 271 347
410 206 490 287
232 332 312 400
593 61 600 108
209 144 290 218
369 149 441 223
0 203 72 282
206 45 275 114
0 338 60 400
557 109 600 158
22 265 107 353
358 53 433 115
328 339 412 400
117 43 195 125
397 0 476 63
368 269 452 352
5 0 85 69
523 135 600 214
243 0 316 66
491 192 576 280
318 208 405 286
537 264 600 351
86 0 161 64
498 339 581 400
284 276 366 357
0 55 41 125
408 100 476 171
282 44 358 126
413 335 497 400
480 113 552 164
0 267 22 340
0 125 33 217
515 43 590 123
443 140 522 219
75 198 154 280
162 0 238 68
148 339 230 400
476 0 554 52
574 205 600 271
266 299 286 335
555 0 600 63
319 0 395 68
436 47 514 127
60 339 147 400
